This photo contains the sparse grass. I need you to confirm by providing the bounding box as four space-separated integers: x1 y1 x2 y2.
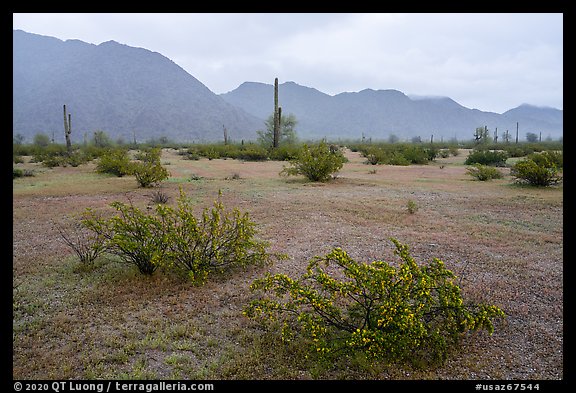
13 148 563 380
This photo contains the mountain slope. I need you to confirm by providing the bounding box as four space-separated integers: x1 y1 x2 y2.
13 30 264 143
221 82 563 141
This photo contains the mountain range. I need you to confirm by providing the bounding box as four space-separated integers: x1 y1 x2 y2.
13 29 563 144
220 82 563 141
13 29 264 144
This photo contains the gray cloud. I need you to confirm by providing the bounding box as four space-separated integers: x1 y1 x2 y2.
13 12 562 113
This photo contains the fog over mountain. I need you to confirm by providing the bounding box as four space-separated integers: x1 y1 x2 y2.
13 29 264 144
13 29 562 144
221 82 563 142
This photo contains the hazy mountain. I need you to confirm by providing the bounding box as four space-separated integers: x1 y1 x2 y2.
13 29 562 145
13 30 264 144
221 82 563 141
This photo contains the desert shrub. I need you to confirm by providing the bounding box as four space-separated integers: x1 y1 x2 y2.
466 164 504 181
280 141 345 182
387 151 411 166
96 148 133 177
510 156 561 187
244 239 505 367
81 200 167 275
398 145 431 164
237 146 269 161
464 150 509 167
131 149 170 187
205 148 220 160
268 144 301 161
406 199 418 214
527 151 563 169
13 168 34 179
438 149 450 158
56 217 109 265
363 147 384 165
505 146 532 158
155 189 279 284
149 189 170 204
361 145 433 166
134 147 162 163
80 188 280 281
448 146 460 156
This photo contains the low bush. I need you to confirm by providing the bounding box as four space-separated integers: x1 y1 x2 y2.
236 146 269 161
511 156 561 187
280 141 345 182
244 239 505 367
466 164 504 181
155 189 279 283
464 150 509 167
96 148 132 177
56 218 109 265
13 168 34 179
82 200 167 275
79 188 280 282
527 150 563 169
131 149 170 187
406 199 418 214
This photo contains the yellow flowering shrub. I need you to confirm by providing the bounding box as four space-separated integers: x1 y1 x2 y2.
243 238 505 366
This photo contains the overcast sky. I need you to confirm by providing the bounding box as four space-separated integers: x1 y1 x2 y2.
13 13 563 114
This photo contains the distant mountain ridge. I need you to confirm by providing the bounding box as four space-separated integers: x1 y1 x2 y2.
221 81 563 141
13 29 562 144
13 29 264 143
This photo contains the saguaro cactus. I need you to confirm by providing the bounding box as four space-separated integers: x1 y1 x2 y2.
63 104 72 153
223 124 229 145
273 78 280 148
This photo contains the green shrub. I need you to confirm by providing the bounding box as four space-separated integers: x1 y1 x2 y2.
268 144 301 161
362 147 386 165
82 201 166 275
237 146 269 161
406 199 418 214
280 141 345 182
527 151 563 169
464 150 509 166
244 239 505 367
387 151 411 166
155 189 279 284
511 157 561 187
96 148 133 177
438 149 450 158
132 161 169 187
80 188 279 280
13 168 35 178
134 147 162 163
131 149 170 188
466 164 504 181
13 167 23 179
399 145 431 164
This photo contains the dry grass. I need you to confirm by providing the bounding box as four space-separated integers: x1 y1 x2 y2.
13 148 563 380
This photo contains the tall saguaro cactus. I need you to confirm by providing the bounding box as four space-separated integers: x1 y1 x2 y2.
273 78 280 148
223 124 229 145
63 104 72 153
